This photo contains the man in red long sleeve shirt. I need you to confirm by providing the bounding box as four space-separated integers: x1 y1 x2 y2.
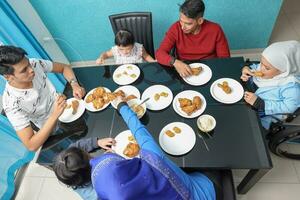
155 0 230 77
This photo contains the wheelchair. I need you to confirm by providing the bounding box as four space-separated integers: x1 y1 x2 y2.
267 108 300 160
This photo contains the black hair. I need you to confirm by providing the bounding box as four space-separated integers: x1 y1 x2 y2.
53 147 91 189
0 45 27 75
114 29 135 47
179 0 205 19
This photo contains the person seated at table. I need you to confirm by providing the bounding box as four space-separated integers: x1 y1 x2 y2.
53 97 219 200
0 45 86 151
96 29 155 65
241 40 300 130
155 0 230 77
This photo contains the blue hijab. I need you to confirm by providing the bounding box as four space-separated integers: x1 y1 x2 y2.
90 150 190 200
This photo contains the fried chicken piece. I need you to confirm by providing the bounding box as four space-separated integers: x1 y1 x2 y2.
178 98 192 107
125 94 137 102
154 93 160 101
193 96 202 109
160 92 169 97
116 73 122 78
123 71 128 75
191 66 203 76
128 135 135 141
66 104 72 109
253 71 264 77
130 74 137 78
102 93 110 104
71 100 79 115
217 81 232 94
107 92 116 101
181 104 197 116
85 94 94 103
93 87 105 98
173 126 181 134
123 143 140 158
165 130 175 137
131 104 144 117
114 90 125 97
92 98 104 109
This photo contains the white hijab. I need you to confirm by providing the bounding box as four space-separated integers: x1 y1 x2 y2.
253 40 300 88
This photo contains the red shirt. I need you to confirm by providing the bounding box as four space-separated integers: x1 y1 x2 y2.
155 20 230 66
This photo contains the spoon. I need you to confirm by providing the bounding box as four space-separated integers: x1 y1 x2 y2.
137 97 150 107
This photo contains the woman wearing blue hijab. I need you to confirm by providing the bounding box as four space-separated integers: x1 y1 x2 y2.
53 98 216 200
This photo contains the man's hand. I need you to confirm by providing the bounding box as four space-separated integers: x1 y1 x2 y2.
51 94 67 119
71 82 85 99
97 138 116 150
173 60 192 77
241 66 254 82
244 91 257 105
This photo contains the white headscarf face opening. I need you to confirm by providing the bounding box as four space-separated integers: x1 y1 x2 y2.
253 40 300 88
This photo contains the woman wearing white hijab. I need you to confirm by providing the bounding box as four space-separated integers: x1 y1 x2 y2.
241 40 300 129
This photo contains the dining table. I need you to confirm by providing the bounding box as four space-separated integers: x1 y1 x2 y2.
37 57 272 194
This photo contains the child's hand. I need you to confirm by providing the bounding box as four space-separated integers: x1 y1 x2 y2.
244 91 257 105
241 66 254 82
97 138 116 150
114 96 126 109
96 57 104 65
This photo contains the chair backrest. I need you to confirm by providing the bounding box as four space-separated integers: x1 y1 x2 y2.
109 12 155 58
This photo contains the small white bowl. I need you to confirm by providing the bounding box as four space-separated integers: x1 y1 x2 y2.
197 114 216 132
127 99 147 119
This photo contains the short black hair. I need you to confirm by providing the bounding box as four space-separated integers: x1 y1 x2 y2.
114 29 135 47
180 0 205 19
53 147 91 189
0 45 27 75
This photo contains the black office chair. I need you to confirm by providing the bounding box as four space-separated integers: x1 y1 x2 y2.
109 12 155 58
267 108 300 160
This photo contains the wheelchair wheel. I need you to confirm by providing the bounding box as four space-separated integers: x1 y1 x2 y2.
268 129 300 160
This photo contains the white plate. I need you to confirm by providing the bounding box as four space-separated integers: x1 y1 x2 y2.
59 98 85 123
84 87 111 112
183 63 212 86
113 64 140 85
210 78 244 104
141 85 173 111
159 122 196 155
112 130 140 159
111 85 141 109
172 90 207 118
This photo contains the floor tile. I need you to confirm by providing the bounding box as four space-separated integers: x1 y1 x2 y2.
38 177 82 200
25 162 55 177
15 177 44 200
236 182 300 200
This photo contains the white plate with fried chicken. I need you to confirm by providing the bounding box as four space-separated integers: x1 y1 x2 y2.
210 78 244 104
113 64 140 85
111 85 141 109
112 130 140 159
159 122 196 155
172 90 206 118
183 63 212 86
84 87 112 112
59 98 85 123
141 85 173 111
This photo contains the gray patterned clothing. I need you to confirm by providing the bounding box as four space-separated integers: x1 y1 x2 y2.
2 58 56 131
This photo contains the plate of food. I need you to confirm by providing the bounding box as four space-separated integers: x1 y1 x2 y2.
84 87 112 112
141 85 173 111
183 63 212 86
113 64 140 85
172 90 206 118
111 85 141 109
210 78 244 104
159 122 196 155
112 130 140 159
59 98 85 123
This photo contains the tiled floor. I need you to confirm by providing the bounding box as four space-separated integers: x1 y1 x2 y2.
15 0 300 199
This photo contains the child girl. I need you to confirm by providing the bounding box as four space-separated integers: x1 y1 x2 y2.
96 29 155 64
241 40 300 129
